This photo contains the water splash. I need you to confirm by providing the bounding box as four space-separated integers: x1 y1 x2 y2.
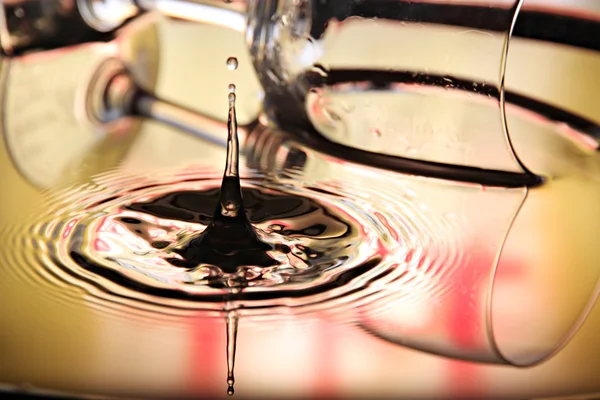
169 90 278 284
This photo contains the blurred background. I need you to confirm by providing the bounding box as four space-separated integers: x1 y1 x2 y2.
1 0 600 398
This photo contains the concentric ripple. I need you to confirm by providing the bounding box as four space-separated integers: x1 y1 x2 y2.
1 166 465 318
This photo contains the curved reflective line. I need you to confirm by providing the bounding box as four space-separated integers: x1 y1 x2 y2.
287 127 543 188
500 0 532 175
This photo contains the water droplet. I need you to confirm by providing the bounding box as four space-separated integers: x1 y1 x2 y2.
228 84 236 94
226 57 238 71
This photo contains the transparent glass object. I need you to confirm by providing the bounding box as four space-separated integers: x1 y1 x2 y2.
245 0 527 174
136 0 600 183
4 1 600 178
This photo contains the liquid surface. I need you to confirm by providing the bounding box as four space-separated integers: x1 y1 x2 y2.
23 88 395 317
26 171 393 313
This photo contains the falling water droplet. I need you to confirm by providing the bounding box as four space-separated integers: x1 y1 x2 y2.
228 83 236 94
226 57 239 71
226 310 238 396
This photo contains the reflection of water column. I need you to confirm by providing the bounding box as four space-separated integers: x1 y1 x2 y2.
226 310 239 396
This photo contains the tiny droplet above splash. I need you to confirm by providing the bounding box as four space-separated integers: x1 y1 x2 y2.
227 57 239 71
229 84 236 94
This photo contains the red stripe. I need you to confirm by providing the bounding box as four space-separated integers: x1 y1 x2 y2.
444 249 523 398
314 318 341 399
189 316 222 395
